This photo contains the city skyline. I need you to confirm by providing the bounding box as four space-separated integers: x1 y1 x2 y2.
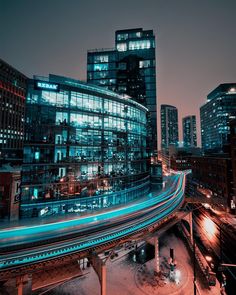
1 1 236 294
1 0 236 147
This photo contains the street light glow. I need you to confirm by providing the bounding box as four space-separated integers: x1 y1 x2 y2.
203 217 216 240
205 255 212 262
175 269 181 284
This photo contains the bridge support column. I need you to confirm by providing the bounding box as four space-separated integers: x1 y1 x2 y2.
189 211 193 245
101 262 106 295
154 236 160 274
182 211 193 245
90 253 106 295
16 274 32 295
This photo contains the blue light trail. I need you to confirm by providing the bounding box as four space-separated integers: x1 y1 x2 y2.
0 171 188 270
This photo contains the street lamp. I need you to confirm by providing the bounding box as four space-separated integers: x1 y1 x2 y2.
203 217 216 240
193 236 197 295
205 255 212 263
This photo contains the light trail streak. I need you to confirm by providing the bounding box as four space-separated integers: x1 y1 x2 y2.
0 175 180 240
0 171 189 269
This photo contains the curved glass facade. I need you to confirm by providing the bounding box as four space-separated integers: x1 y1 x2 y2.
21 75 149 218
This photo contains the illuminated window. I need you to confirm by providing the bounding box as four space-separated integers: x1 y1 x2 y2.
94 71 108 79
117 43 127 52
56 112 68 124
33 188 38 199
56 92 69 107
109 79 116 84
129 40 151 50
94 55 109 63
129 32 142 38
41 91 57 105
139 60 151 68
70 92 77 106
94 63 108 71
35 151 40 160
117 33 128 41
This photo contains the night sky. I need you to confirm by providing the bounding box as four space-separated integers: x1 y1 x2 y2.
1 0 236 147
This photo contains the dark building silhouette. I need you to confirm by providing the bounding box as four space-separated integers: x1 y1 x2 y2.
0 58 27 164
190 155 233 211
0 59 27 220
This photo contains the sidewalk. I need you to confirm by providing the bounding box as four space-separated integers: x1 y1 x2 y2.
135 256 190 295
32 232 222 295
135 233 221 295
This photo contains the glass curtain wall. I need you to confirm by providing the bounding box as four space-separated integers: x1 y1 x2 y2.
21 75 149 218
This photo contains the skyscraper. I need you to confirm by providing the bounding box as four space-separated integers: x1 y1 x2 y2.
87 28 157 155
182 115 197 148
161 104 179 150
200 83 236 152
0 58 27 164
0 59 27 220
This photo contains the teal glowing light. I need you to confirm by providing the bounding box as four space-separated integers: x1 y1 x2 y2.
0 172 189 269
0 175 180 240
36 81 59 91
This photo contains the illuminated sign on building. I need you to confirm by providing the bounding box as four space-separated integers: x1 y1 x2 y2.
34 81 60 92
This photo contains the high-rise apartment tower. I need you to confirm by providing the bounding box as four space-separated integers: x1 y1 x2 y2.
87 28 157 155
161 104 179 150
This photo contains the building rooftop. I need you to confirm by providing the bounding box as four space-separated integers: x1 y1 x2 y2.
0 58 28 79
32 74 149 112
161 104 178 109
207 83 236 101
183 115 196 119
87 47 115 53
115 28 154 37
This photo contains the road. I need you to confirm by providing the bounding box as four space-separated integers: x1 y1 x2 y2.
192 205 236 295
0 171 188 271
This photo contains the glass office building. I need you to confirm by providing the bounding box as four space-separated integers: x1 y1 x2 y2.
161 104 179 150
183 115 197 148
0 59 27 164
201 84 236 152
21 75 149 218
87 28 157 155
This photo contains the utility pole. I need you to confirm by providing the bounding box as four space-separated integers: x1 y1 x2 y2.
193 235 197 295
220 225 222 262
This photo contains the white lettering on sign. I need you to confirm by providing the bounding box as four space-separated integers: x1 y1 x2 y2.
37 82 58 90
